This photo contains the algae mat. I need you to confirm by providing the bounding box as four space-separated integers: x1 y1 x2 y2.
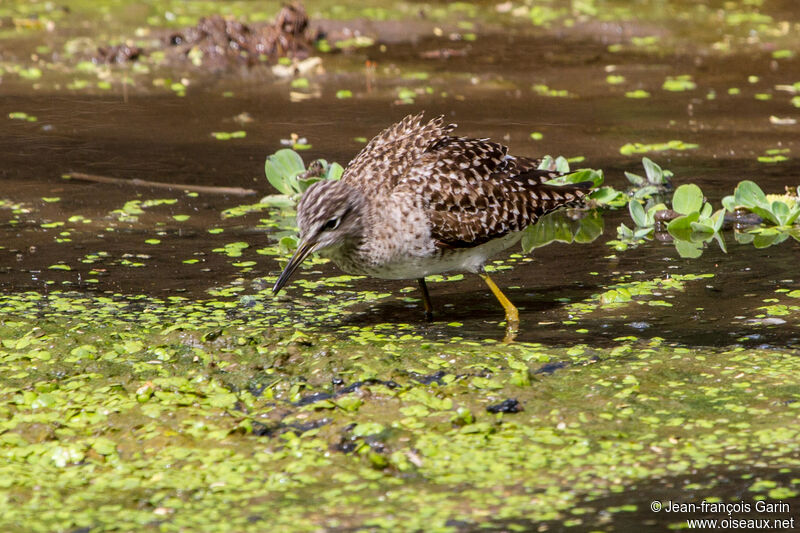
2 281 799 532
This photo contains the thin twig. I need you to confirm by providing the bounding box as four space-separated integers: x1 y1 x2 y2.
66 172 258 197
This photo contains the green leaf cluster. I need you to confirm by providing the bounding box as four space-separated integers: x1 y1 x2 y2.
262 149 344 206
540 156 626 207
665 184 726 258
616 199 668 244
521 210 604 253
721 181 800 227
624 157 673 200
722 181 800 247
612 159 724 257
614 158 672 248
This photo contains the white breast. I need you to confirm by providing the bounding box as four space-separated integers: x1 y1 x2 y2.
320 191 523 280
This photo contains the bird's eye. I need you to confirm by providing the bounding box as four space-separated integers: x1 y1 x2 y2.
322 217 340 231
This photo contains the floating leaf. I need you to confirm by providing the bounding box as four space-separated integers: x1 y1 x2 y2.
662 75 696 91
625 90 650 98
259 194 296 208
673 239 703 258
620 140 698 155
629 200 646 227
667 212 700 241
672 184 703 215
352 422 385 437
211 131 246 140
522 210 603 252
265 149 306 195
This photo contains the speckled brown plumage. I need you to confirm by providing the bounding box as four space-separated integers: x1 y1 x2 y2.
273 113 594 328
338 113 590 252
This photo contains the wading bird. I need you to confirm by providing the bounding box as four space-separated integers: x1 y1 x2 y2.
273 113 592 337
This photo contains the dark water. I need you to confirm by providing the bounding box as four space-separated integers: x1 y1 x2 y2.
1 5 799 348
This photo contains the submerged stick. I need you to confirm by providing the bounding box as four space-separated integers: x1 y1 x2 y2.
66 172 258 196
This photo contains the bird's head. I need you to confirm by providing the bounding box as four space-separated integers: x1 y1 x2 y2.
272 180 365 294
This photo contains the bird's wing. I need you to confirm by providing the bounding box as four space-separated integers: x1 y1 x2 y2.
396 137 591 248
340 113 456 196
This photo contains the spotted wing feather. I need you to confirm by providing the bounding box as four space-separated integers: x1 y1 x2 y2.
342 113 591 248
340 113 456 196
396 136 548 191
389 135 588 247
503 155 544 177
427 175 592 248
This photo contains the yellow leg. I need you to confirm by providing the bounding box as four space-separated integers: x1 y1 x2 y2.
479 272 520 340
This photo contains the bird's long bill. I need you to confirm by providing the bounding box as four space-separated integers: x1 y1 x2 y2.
272 239 316 295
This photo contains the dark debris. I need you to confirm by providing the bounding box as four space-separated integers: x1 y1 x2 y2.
251 417 331 438
294 378 400 407
486 398 522 414
534 361 568 375
95 44 143 64
408 370 447 386
167 4 313 67
94 3 315 67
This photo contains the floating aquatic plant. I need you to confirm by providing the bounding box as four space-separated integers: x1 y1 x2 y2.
662 74 696 91
540 156 626 207
609 157 673 248
521 210 603 253
532 83 573 97
610 160 724 257
722 181 800 247
8 111 37 122
722 181 800 227
211 130 246 140
664 183 726 258
619 139 699 156
624 157 673 200
614 199 668 247
261 148 344 207
757 148 790 163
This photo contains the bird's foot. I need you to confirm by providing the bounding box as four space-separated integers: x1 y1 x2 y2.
502 316 519 343
479 272 520 342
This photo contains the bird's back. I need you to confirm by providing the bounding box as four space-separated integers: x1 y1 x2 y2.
340 113 592 250
340 113 454 196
